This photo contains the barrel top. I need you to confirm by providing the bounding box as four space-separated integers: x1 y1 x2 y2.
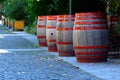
75 12 106 16
57 15 75 18
47 15 57 20
38 16 46 19
111 15 118 21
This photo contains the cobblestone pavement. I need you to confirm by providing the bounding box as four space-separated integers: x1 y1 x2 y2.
0 26 102 80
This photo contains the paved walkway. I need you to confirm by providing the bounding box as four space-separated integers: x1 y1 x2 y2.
58 56 120 80
0 26 101 80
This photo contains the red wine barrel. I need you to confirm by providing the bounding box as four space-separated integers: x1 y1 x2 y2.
73 12 109 62
37 16 47 47
106 15 111 28
46 15 57 52
110 15 118 35
56 15 75 56
111 16 118 23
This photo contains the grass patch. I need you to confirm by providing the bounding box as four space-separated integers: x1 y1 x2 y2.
25 23 36 35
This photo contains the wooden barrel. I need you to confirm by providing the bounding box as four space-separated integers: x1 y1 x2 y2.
110 15 118 35
106 15 111 28
14 20 24 31
111 16 118 24
37 16 47 47
46 15 57 52
73 12 109 62
5 19 7 26
8 20 13 28
56 15 75 56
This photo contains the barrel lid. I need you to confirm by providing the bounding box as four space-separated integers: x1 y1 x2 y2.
38 16 46 19
75 12 106 16
47 15 57 20
57 15 75 18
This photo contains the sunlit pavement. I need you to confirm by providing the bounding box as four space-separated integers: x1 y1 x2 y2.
0 20 3 26
57 56 120 80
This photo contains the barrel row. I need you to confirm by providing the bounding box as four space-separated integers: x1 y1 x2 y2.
36 12 109 63
4 20 24 31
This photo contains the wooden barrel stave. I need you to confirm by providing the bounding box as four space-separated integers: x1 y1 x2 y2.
73 12 109 62
46 15 57 52
37 16 47 47
56 15 75 56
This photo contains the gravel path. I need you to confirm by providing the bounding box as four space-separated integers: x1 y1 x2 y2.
0 26 102 80
0 26 12 34
0 36 39 49
0 51 102 80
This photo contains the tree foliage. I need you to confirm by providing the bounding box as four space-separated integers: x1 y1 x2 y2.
0 0 4 3
72 0 106 13
0 0 107 25
25 0 106 16
105 0 120 15
25 0 106 24
1 0 27 20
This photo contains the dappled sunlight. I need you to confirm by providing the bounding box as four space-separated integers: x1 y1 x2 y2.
0 35 5 38
0 20 2 25
0 49 9 53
